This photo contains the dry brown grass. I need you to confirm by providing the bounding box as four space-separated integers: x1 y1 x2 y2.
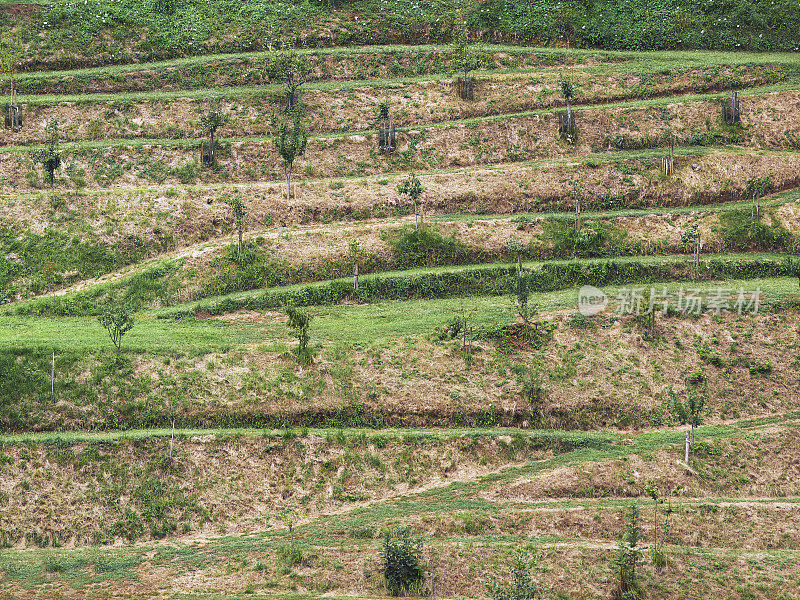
2 63 783 143
3 91 800 195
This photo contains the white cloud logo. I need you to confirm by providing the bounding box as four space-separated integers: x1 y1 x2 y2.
578 285 607 316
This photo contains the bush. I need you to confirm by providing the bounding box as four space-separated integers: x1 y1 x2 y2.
380 528 425 596
387 226 470 269
719 210 792 251
485 550 544 600
539 221 626 258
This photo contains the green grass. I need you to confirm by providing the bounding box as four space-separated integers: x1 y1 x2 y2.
0 314 278 353
2 271 797 351
10 45 800 87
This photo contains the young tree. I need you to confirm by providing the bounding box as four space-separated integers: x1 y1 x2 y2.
745 175 774 221
277 505 299 553
0 28 21 130
380 528 425 597
484 550 545 600
681 222 701 272
570 179 582 229
397 172 424 230
223 193 246 256
98 304 134 361
613 501 643 600
559 77 576 143
376 99 395 153
273 110 308 198
285 301 313 364
264 51 312 111
39 120 62 203
348 238 363 291
451 21 482 100
506 239 525 275
670 371 707 465
644 483 667 569
199 107 229 167
513 273 532 343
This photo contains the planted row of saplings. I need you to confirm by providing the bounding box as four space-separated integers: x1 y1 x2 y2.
3 102 775 192
160 257 798 319
3 64 784 144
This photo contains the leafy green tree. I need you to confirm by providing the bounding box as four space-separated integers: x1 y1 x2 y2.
273 111 308 198
506 239 525 275
39 120 62 203
485 550 545 600
380 528 425 597
199 107 229 166
559 78 576 143
264 51 312 111
285 301 313 364
613 501 643 600
670 372 707 465
745 175 774 221
97 304 134 360
681 222 701 271
223 193 247 256
397 172 424 229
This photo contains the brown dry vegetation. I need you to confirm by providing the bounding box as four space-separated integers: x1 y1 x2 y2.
18 308 800 433
3 149 797 266
0 434 551 547
12 47 613 91
3 64 784 144
3 91 800 197
1 422 799 551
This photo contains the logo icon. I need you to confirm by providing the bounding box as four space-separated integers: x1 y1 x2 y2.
578 285 607 316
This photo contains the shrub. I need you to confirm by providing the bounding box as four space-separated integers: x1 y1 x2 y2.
485 550 544 600
719 210 791 251
540 221 623 258
386 226 470 269
380 528 425 596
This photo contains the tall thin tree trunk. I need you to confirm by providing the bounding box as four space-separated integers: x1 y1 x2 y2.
237 228 243 253
286 163 292 198
210 130 215 164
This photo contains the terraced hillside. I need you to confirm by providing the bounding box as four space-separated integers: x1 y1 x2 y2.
2 38 800 600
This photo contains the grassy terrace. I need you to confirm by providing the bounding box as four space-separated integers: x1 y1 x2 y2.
3 269 798 349
0 412 798 597
4 87 797 152
2 27 800 598
8 45 800 84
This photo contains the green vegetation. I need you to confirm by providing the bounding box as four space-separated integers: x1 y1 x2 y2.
8 0 800 73
380 528 425 596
